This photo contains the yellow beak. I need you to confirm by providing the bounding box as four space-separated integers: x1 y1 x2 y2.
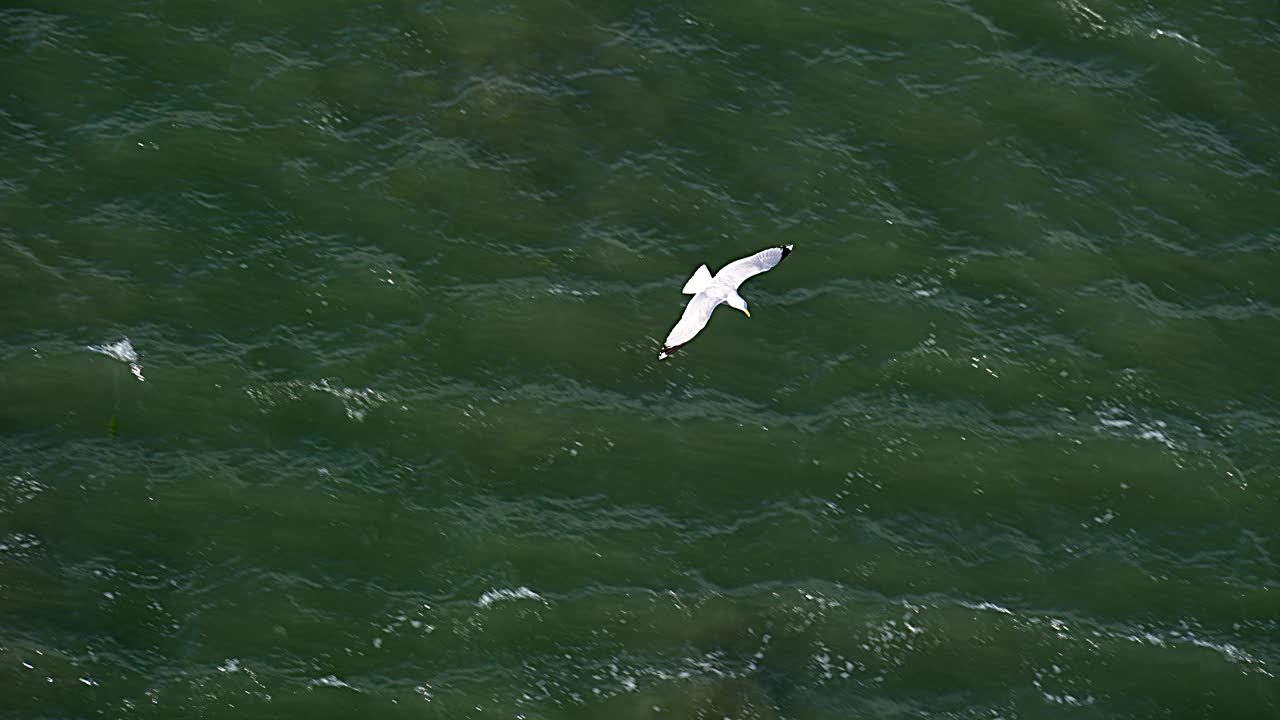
743 309 751 318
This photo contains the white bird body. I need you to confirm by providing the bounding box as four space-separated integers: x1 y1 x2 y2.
658 244 793 360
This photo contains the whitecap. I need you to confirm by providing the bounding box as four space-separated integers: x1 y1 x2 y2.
87 337 144 382
1094 406 1180 450
477 586 544 608
960 600 1015 615
308 675 358 690
245 378 390 421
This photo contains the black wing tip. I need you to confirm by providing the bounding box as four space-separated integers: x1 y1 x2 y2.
658 343 686 360
778 244 794 260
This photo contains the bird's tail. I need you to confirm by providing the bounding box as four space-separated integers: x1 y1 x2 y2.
681 264 714 295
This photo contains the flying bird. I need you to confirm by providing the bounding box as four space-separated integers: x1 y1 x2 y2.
658 244 793 360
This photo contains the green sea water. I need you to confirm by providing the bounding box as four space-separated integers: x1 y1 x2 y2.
2 1 1278 717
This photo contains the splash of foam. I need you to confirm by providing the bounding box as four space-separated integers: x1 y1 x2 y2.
308 675 358 690
477 586 543 608
87 337 145 381
245 378 390 421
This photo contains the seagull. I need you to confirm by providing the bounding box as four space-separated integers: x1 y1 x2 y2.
658 244 793 360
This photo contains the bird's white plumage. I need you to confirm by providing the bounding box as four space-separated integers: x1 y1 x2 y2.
716 246 788 287
660 292 720 356
658 244 793 360
681 264 714 294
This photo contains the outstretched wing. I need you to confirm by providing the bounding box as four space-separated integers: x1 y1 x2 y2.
659 292 723 359
715 244 793 289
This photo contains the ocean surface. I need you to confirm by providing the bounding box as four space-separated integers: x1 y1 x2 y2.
2 1 1277 718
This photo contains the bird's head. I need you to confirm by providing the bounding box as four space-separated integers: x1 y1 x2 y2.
727 294 750 317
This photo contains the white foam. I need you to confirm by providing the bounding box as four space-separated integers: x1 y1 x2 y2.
477 586 544 608
1144 629 1271 677
1094 407 1179 450
961 600 1015 615
308 675 358 690
87 337 144 381
245 378 389 421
